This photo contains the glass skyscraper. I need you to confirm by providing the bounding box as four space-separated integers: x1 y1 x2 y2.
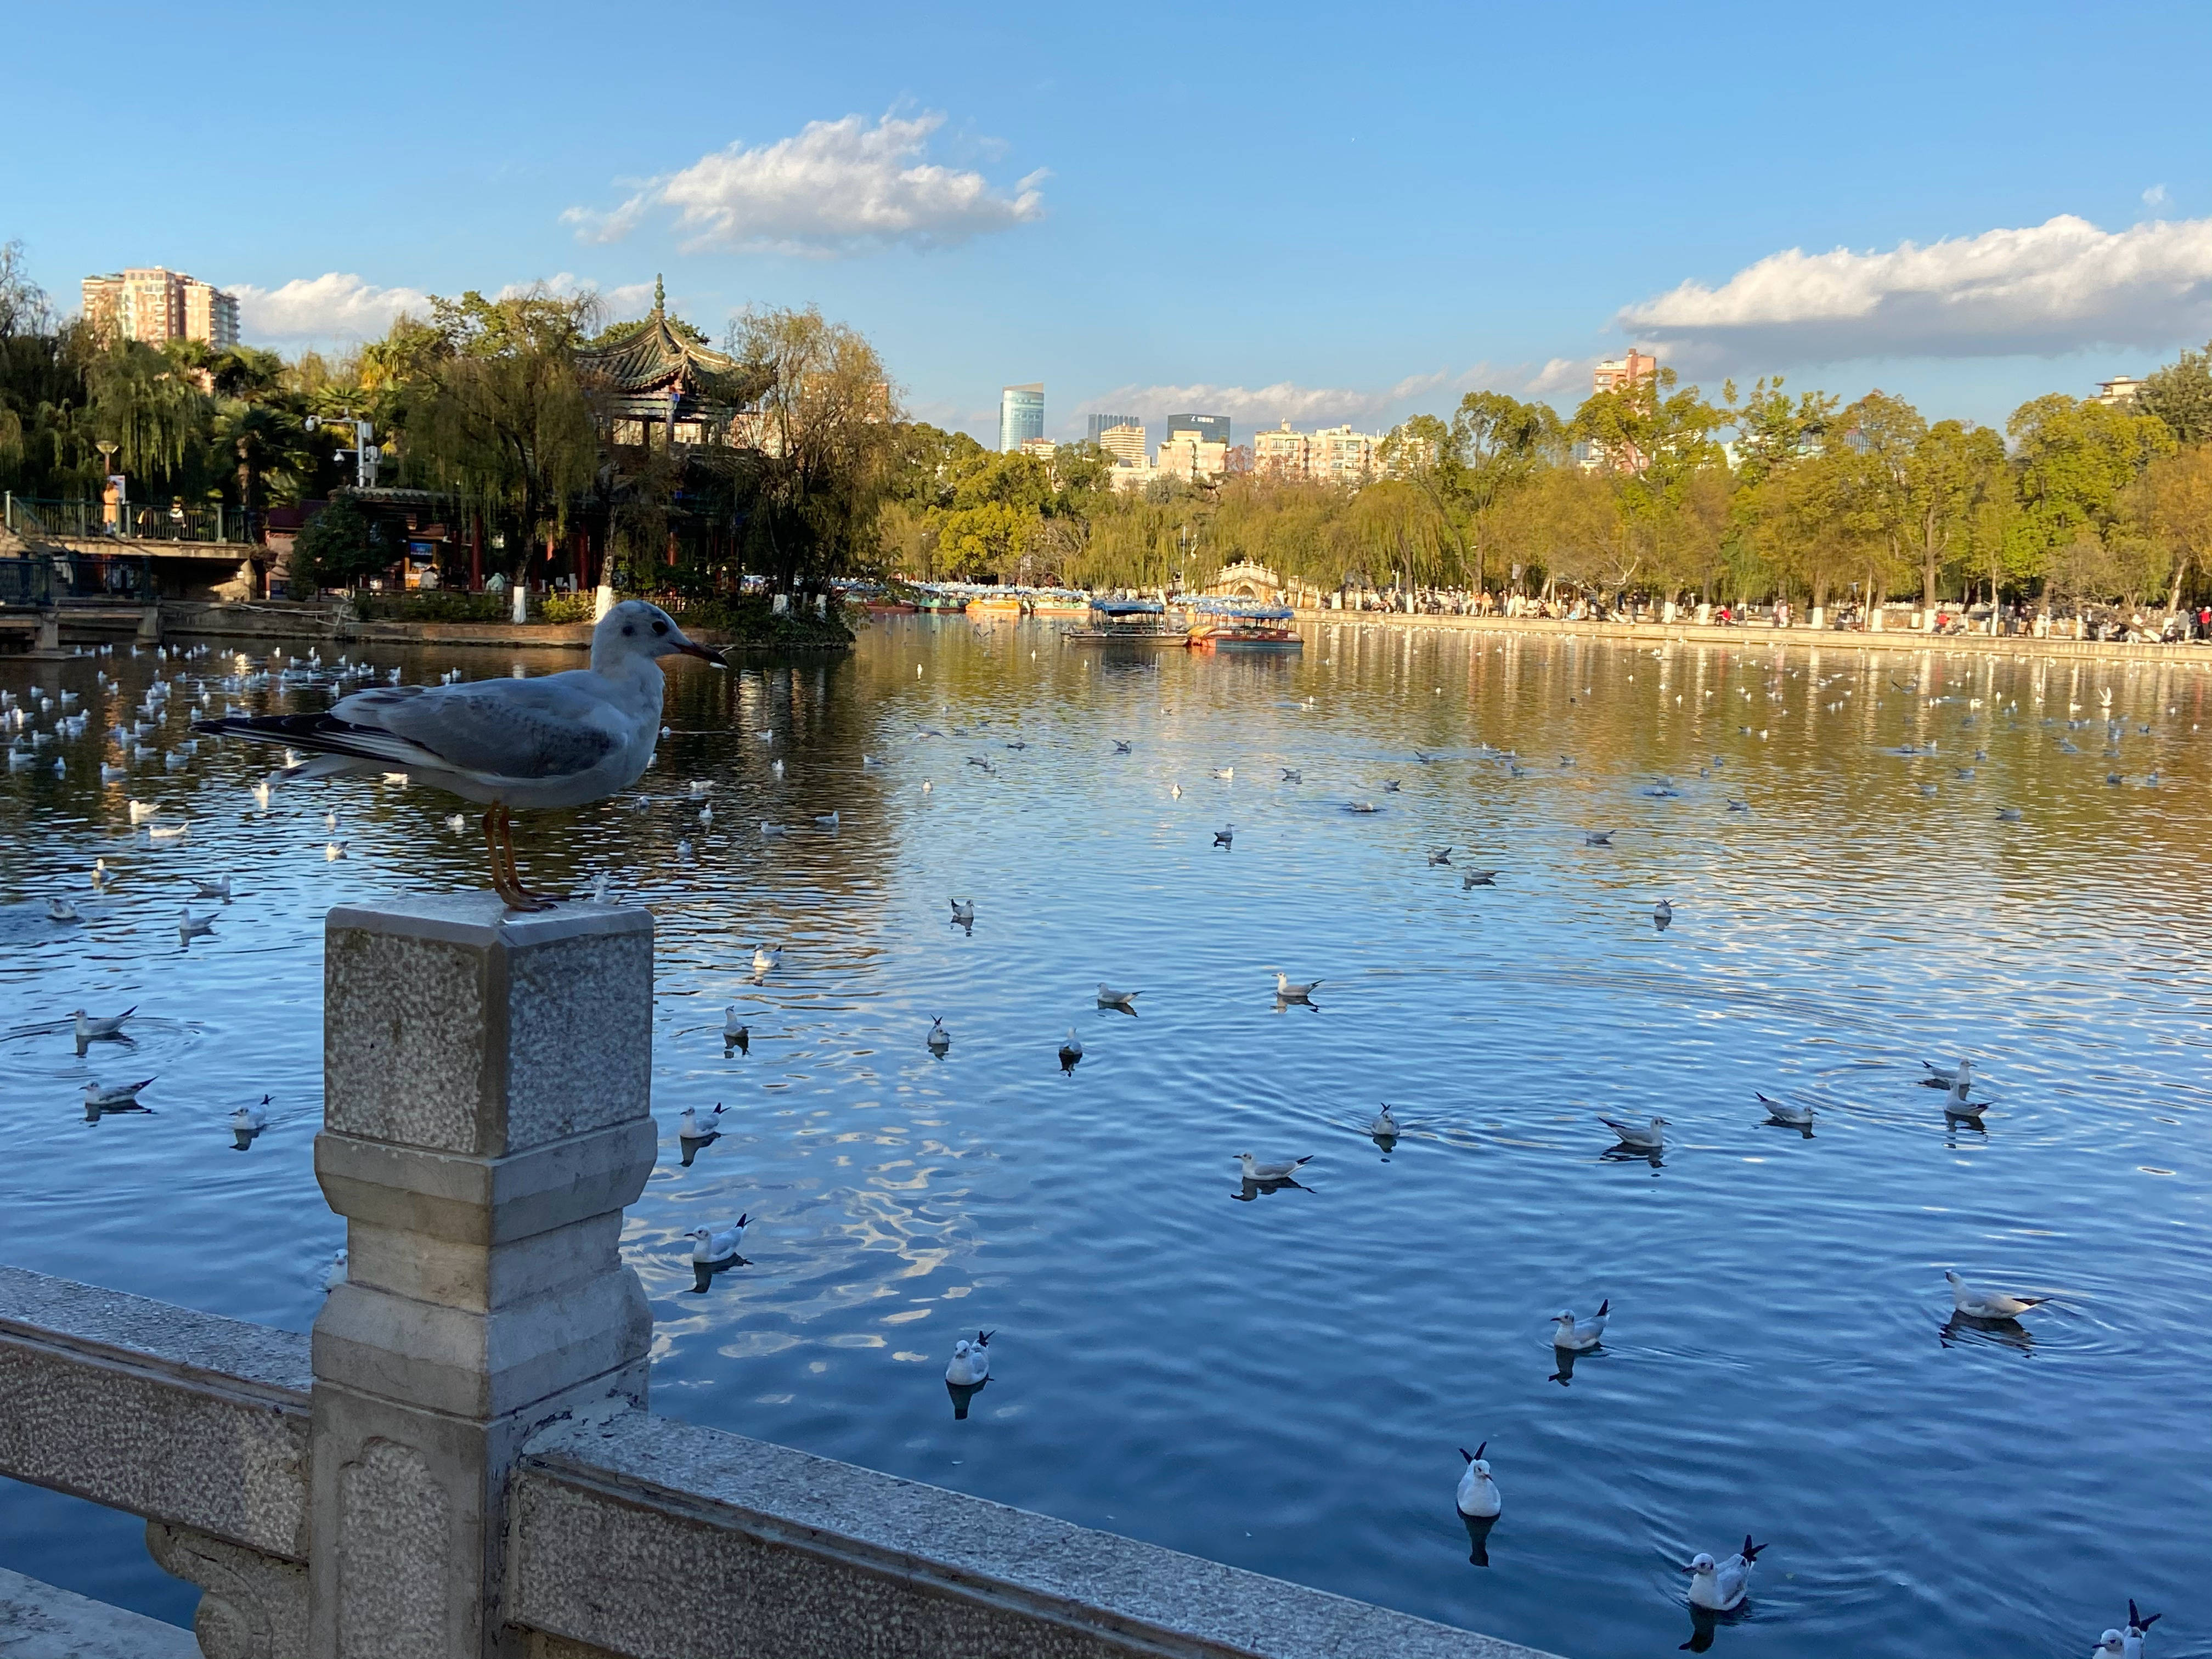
1165 413 1230 448
1086 413 1142 443
1000 383 1045 452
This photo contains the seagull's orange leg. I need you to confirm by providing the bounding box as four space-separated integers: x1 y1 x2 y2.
482 809 535 910
496 804 559 909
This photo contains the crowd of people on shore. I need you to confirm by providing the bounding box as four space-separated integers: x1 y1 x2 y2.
1313 585 2212 645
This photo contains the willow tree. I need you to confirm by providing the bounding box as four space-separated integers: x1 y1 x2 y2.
1383 391 1561 591
724 304 899 590
404 290 600 582
88 338 207 491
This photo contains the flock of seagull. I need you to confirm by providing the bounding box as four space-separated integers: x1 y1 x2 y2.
8 619 2197 1656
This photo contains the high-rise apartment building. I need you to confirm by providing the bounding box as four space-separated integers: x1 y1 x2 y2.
1591 348 1657 397
81 267 239 348
1165 413 1229 448
1252 421 1383 484
999 383 1045 452
1087 413 1143 444
1096 422 1147 467
1156 428 1230 482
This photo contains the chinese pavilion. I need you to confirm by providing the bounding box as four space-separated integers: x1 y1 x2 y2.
576 277 767 448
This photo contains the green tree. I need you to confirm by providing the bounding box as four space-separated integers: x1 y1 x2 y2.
2137 343 2212 446
2005 393 2175 602
289 495 387 590
724 303 900 589
2134 443 2212 611
404 289 600 582
1571 366 1725 597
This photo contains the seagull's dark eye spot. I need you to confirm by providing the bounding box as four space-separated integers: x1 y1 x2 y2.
651 618 669 635
622 624 635 636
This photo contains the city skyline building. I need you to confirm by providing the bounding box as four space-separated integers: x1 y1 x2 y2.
1251 420 1384 484
1155 427 1229 483
1591 347 1657 397
81 266 239 348
1087 412 1143 443
1096 421 1147 467
1164 413 1229 448
1000 382 1045 452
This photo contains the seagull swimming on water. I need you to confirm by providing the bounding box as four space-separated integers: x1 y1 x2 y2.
1213 824 1234 848
1550 1302 1608 1350
230 1096 270 1134
1462 870 1498 887
945 1331 992 1385
752 943 781 976
927 1017 951 1054
723 1009 749 1053
678 1104 727 1139
1274 972 1322 1000
689 1217 748 1264
1686 1537 1767 1611
1058 1027 1083 1069
1921 1057 1972 1090
83 1077 155 1111
1097 983 1141 1008
1597 1113 1666 1150
949 898 975 926
1234 1152 1311 1183
70 1007 136 1044
195 600 724 911
1756 1092 1814 1127
1368 1104 1400 1140
1455 1444 1502 1518
1652 899 1673 931
1427 847 1453 866
1945 1269 2047 1320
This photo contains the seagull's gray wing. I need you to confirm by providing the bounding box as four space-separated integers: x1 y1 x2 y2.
331 675 625 780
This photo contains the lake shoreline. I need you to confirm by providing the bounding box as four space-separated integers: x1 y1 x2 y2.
1293 607 2212 664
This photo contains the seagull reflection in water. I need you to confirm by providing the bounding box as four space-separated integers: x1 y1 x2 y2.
945 1377 988 1420
688 1254 751 1294
1459 1509 1497 1567
1938 1311 2036 1356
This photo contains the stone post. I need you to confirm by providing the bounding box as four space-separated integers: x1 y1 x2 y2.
309 894 656 1659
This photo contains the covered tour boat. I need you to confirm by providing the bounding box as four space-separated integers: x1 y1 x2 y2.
1059 596 1186 645
1183 597 1303 651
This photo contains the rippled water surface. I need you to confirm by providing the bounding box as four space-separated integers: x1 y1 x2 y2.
4 618 2209 1656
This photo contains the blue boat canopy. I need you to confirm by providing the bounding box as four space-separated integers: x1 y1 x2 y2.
1090 597 1165 616
1186 597 1294 619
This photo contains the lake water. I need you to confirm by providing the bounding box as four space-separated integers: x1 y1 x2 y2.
3 617 2208 1657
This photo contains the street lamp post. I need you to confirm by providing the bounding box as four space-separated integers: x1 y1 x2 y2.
306 414 380 490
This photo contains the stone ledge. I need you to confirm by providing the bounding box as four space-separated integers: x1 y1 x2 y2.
0 1565 198 1659
511 1412 1561 1659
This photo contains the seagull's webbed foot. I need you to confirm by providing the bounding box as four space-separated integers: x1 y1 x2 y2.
483 809 555 913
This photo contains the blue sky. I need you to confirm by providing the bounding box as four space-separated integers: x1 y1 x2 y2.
9 1 2210 444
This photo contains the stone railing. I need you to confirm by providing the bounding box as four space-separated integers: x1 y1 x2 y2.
1 894 1558 1659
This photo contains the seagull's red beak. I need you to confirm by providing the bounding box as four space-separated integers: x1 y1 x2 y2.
673 634 726 666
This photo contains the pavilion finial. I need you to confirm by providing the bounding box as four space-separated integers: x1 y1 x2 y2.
653 274 665 314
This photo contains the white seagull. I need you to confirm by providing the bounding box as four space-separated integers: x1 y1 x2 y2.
1550 1301 1609 1351
1945 1269 2047 1320
678 1104 727 1139
752 943 782 976
1921 1057 1972 1089
1234 1152 1311 1183
1213 824 1234 848
1597 1113 1666 1150
83 1077 155 1111
1686 1536 1767 1611
949 898 975 926
1455 1444 1502 1519
193 875 232 899
70 1007 137 1043
1274 972 1322 1000
1096 983 1141 1008
230 1096 271 1133
177 907 215 942
927 1017 951 1054
1369 1104 1400 1139
195 600 724 910
722 1006 746 1042
1653 899 1673 931
1756 1092 1814 1127
689 1216 748 1264
945 1331 992 1385
1058 1027 1083 1067
47 897 81 922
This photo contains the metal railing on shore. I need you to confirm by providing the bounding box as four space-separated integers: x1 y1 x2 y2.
4 494 254 546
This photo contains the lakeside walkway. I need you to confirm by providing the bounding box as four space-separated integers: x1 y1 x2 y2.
1293 608 2212 666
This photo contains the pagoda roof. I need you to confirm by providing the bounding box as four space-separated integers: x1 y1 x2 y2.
577 279 767 409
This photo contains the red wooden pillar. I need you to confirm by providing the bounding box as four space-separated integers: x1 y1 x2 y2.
470 517 483 592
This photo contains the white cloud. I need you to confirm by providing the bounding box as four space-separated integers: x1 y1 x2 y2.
1617 214 2212 367
2144 184 2169 210
230 273 430 342
565 111 1045 257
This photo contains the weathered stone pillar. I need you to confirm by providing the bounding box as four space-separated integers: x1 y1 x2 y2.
309 895 655 1659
